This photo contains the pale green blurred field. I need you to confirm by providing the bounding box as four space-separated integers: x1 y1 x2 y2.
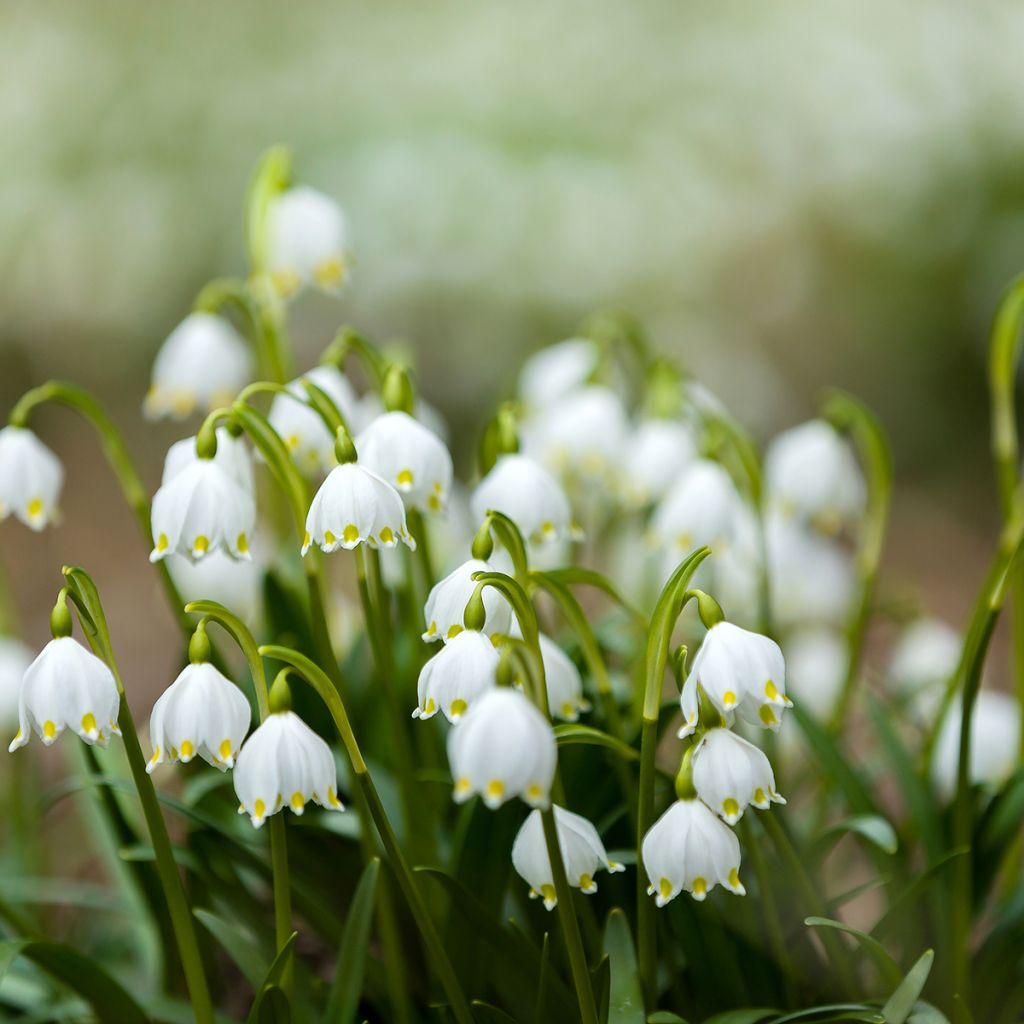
1 0 1023 663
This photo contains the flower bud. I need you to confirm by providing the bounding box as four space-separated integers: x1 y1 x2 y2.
188 622 212 665
382 365 415 415
49 592 72 640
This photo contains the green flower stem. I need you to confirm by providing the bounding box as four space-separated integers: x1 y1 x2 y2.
62 567 214 1024
484 511 531 585
636 547 710 1008
9 382 191 635
824 391 892 733
319 325 388 385
258 644 473 1024
405 508 435 611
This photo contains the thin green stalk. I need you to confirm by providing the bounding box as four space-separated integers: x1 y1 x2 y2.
259 644 473 1024
62 568 213 1024
9 382 190 634
406 507 435 611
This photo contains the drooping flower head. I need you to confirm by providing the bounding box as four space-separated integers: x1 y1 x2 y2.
0 426 64 531
266 186 352 298
691 727 784 825
620 419 698 508
888 618 961 698
517 338 599 410
536 633 590 722
511 805 624 909
471 454 576 546
144 313 253 421
413 630 499 723
422 558 513 643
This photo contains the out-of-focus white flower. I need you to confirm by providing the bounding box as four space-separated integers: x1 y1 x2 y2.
620 420 698 507
353 393 450 445
679 621 790 736
0 426 63 532
691 727 784 825
266 186 351 298
511 805 624 909
268 366 362 477
642 799 745 906
536 633 590 722
151 450 256 563
233 710 343 827
8 637 121 751
765 420 864 534
166 551 261 626
0 637 32 725
423 558 512 643
518 338 599 409
766 514 855 628
147 662 252 773
523 386 628 484
413 630 499 722
471 454 576 545
932 690 1021 799
143 313 253 420
650 460 744 562
888 618 961 697
783 627 847 722
447 688 556 810
162 428 255 496
355 411 453 514
303 463 414 554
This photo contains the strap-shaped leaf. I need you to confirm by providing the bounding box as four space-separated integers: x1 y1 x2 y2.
804 917 902 989
880 949 934 1024
325 858 380 1024
603 909 644 1024
554 724 639 762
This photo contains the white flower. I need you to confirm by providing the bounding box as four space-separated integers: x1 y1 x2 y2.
0 426 63 531
523 386 628 483
355 411 453 514
151 453 256 563
511 805 624 909
642 798 745 906
765 420 864 533
303 463 414 554
620 420 698 507
268 366 361 476
147 663 252 773
266 186 351 298
166 551 261 626
888 619 961 697
233 710 344 827
691 727 784 825
162 428 255 496
413 630 499 722
143 313 253 420
932 690 1021 799
537 633 590 722
0 637 33 725
679 622 790 736
650 460 744 559
518 338 599 409
423 558 512 643
471 454 576 545
783 627 847 722
8 637 121 751
354 393 450 445
447 688 556 809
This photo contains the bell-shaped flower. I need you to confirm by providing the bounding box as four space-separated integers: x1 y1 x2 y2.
0 426 64 532
147 663 252 773
143 313 253 420
888 618 961 698
765 420 864 534
233 710 344 827
151 449 256 563
537 633 590 722
691 727 784 825
268 365 361 476
162 428 255 497
679 621 790 737
167 551 261 627
642 798 745 906
0 637 32 726
413 630 499 722
355 411 453 514
783 627 847 723
523 386 627 484
511 805 624 909
353 393 450 446
650 460 744 560
518 338 599 410
932 690 1021 799
423 558 513 643
447 688 556 810
266 186 351 298
303 463 414 554
8 637 120 751
621 420 698 508
471 454 576 546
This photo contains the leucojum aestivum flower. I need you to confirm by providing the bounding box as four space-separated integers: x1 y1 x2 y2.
2 145 1024 1024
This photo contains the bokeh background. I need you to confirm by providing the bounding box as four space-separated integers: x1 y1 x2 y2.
2 0 1024 682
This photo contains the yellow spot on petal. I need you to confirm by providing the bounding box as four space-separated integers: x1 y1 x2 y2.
446 623 463 639
540 883 557 906
525 783 544 803
290 791 305 811
722 690 737 708
541 520 555 537
423 697 437 715
659 878 673 901
81 713 97 736
579 873 594 891
156 533 169 553
219 739 233 761
723 797 740 819
327 787 341 808
271 270 301 298
759 705 778 726
303 530 311 548
728 868 742 889
286 433 301 452
254 799 266 819
561 702 575 719
342 523 359 544
180 740 194 759
314 256 346 290
427 493 441 512
237 533 249 554
765 680 779 701
692 877 707 897
379 526 394 544
753 787 766 805
396 469 414 489
454 777 471 796
193 536 209 555
485 779 505 801
426 620 437 637
27 497 43 520
450 699 467 718
149 745 160 764
43 721 56 740
324 530 337 545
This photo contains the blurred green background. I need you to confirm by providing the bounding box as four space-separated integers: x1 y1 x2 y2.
2 0 1023 672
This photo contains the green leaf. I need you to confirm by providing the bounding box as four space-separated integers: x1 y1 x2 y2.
701 1012 776 1024
603 909 644 1024
325 858 380 1024
771 1008 881 1023
471 1002 520 1023
194 908 268 990
907 1005 951 1024
0 938 149 1024
538 567 646 626
880 949 934 1024
246 932 297 1024
804 917 902 990
815 815 899 857
554 724 639 761
647 1014 690 1024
